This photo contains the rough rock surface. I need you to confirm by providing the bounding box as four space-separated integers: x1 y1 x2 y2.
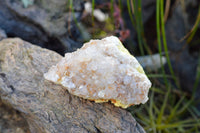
0 0 84 55
0 28 7 41
0 38 146 133
0 100 30 133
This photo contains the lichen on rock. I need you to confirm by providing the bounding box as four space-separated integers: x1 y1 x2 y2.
44 36 151 108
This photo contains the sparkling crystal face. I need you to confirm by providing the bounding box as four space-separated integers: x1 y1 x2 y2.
44 36 151 108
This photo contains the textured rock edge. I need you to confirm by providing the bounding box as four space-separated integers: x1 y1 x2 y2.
0 38 146 133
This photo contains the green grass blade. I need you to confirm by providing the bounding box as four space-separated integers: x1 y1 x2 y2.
165 95 186 123
187 6 200 43
147 74 173 79
119 0 123 12
156 0 168 86
156 86 170 124
156 122 200 130
157 118 200 130
137 0 152 55
150 87 165 94
160 0 179 88
188 106 200 124
127 0 136 27
177 98 194 115
136 113 149 126
153 103 160 114
92 0 95 26
133 0 144 55
110 0 114 22
148 90 157 133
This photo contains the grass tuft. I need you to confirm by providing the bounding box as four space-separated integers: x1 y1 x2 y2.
70 0 200 132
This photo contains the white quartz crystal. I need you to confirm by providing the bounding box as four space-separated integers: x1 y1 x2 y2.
44 36 151 108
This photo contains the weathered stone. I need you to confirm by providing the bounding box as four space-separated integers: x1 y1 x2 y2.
0 0 84 55
0 99 30 133
0 38 146 133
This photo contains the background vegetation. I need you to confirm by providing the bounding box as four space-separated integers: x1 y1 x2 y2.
78 0 200 132
19 0 200 132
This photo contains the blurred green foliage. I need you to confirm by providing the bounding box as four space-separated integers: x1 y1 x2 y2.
71 0 200 132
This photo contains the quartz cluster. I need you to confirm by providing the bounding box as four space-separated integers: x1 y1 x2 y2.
44 36 151 108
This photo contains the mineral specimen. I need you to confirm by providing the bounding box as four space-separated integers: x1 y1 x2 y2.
44 36 151 108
